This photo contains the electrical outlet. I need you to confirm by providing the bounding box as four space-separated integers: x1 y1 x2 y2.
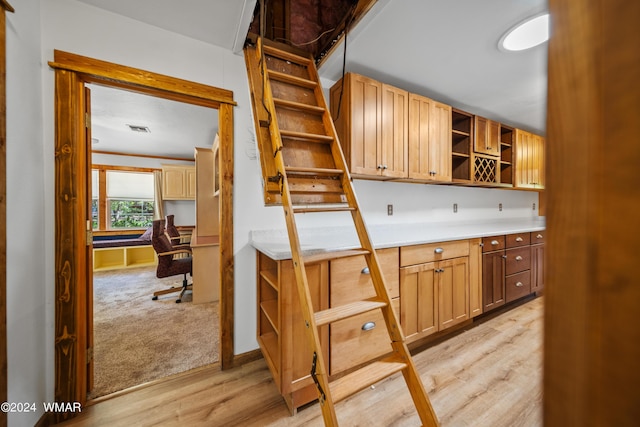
387 204 393 216
499 203 503 211
533 202 536 211
453 203 458 213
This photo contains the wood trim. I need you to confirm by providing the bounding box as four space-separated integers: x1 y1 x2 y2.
0 5 8 427
544 0 640 425
52 53 236 421
92 150 195 162
91 164 159 173
49 50 236 107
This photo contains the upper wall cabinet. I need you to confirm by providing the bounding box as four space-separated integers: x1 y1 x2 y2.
474 116 500 157
162 164 196 200
514 129 545 189
408 93 452 182
330 73 408 179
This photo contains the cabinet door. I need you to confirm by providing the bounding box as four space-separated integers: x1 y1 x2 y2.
281 261 329 394
162 167 187 199
482 251 505 311
474 116 500 156
400 263 438 342
186 167 197 199
381 83 409 178
438 257 469 330
531 243 545 293
515 129 545 189
345 74 382 176
469 238 483 318
408 94 452 182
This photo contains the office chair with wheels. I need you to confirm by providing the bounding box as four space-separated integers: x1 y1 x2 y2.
150 219 192 303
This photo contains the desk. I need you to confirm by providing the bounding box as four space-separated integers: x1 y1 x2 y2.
190 234 220 304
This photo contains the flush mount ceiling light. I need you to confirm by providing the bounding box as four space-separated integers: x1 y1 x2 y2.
127 124 151 133
500 13 549 52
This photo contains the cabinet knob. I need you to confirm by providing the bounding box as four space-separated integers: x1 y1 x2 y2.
361 321 376 331
515 256 523 261
491 240 500 246
479 243 484 247
377 164 383 170
516 237 523 242
515 282 524 287
383 165 388 170
361 267 370 275
536 234 543 239
502 255 508 259
434 247 444 254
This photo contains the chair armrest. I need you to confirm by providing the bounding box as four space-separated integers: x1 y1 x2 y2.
157 249 191 257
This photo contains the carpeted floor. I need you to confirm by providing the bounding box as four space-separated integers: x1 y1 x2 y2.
90 265 219 399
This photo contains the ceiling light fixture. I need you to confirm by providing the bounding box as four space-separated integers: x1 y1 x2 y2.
500 13 549 52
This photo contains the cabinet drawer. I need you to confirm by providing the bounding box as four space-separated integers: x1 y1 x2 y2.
331 248 399 305
506 233 531 248
531 230 545 244
330 298 399 375
400 240 469 267
482 235 505 252
505 246 531 275
506 270 531 302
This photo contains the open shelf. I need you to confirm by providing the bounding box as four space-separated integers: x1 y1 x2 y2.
93 245 157 271
499 125 514 185
451 109 473 182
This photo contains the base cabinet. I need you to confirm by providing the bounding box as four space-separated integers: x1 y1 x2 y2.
531 231 545 292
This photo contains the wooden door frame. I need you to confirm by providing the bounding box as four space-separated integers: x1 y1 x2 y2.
48 50 235 415
1 3 14 427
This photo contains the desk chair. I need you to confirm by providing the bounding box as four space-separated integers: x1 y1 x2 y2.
150 219 192 303
165 214 191 248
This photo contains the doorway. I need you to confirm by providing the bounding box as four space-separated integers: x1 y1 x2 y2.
87 83 220 398
50 50 235 411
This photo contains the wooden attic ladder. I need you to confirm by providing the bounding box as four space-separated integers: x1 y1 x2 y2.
244 38 439 427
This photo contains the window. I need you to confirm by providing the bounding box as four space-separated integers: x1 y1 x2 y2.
92 166 157 230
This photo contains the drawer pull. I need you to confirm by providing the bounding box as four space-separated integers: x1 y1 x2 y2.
491 240 500 245
536 234 543 239
434 247 444 254
361 321 376 331
516 237 523 242
361 267 370 275
515 256 523 261
515 282 524 287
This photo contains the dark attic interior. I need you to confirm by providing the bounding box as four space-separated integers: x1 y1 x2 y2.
248 0 375 62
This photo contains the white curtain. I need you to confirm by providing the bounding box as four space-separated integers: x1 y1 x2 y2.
153 170 164 220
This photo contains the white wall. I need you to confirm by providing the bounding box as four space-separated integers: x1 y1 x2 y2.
6 0 48 425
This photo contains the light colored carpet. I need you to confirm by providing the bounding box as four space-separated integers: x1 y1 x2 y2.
90 265 219 399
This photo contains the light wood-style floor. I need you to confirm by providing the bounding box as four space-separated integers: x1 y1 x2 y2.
58 297 543 427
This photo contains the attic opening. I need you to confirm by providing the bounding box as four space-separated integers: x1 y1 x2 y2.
248 0 374 63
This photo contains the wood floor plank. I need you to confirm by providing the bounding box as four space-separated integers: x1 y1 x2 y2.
57 297 543 427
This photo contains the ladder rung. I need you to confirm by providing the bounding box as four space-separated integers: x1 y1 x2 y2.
329 354 407 403
314 298 387 327
263 44 312 66
280 130 334 144
285 166 344 176
268 70 317 89
274 98 325 114
292 206 355 214
303 248 370 265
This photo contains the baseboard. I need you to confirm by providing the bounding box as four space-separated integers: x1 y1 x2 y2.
230 349 263 368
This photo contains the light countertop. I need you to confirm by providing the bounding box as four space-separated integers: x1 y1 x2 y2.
250 217 546 260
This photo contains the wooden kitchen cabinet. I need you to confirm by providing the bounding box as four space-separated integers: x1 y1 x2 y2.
531 231 545 293
162 164 196 200
330 73 408 179
408 93 452 182
474 116 500 157
399 239 476 343
514 129 545 189
256 252 329 413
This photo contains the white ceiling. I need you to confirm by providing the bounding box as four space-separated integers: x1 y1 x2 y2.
79 0 548 159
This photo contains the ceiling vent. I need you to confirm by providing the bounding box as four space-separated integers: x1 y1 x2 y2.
127 124 151 133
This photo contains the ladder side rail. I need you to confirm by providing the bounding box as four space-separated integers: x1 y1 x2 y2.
257 38 339 426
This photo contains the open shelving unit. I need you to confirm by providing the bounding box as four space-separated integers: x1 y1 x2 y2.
257 252 281 384
451 109 473 182
500 125 514 185
93 245 157 271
